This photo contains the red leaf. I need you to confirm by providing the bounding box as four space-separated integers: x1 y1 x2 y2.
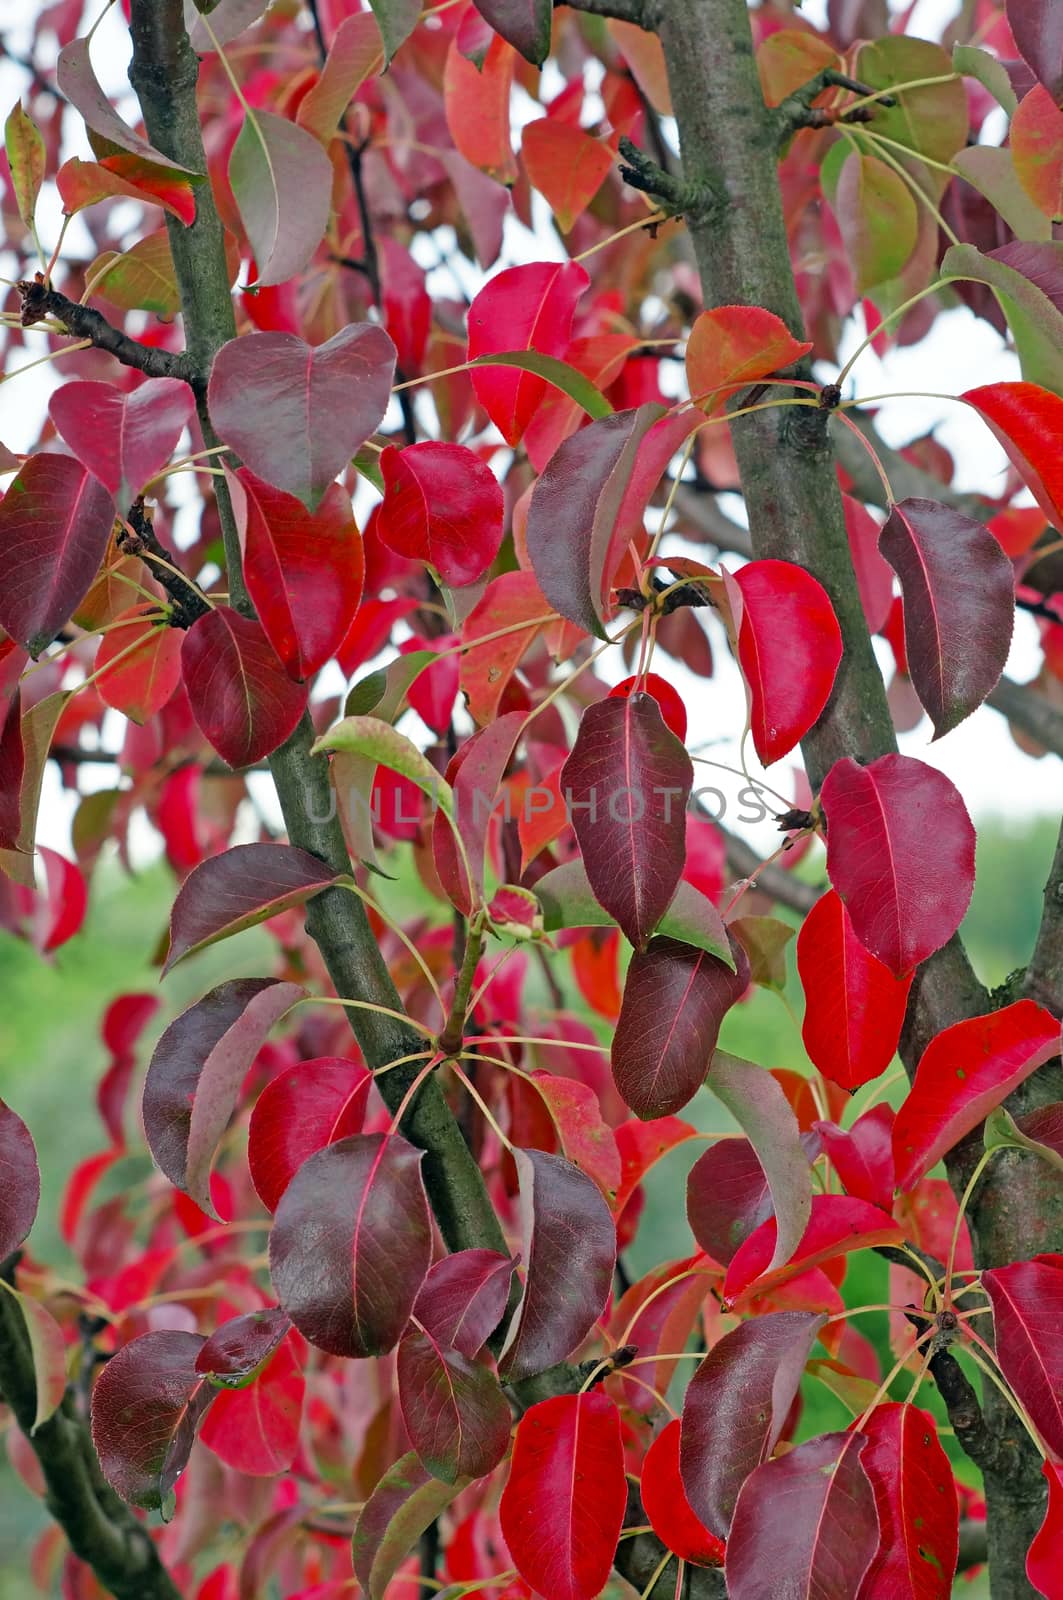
37 846 87 953
248 1055 371 1212
983 1257 1063 1457
685 305 811 411
181 607 309 768
526 405 662 638
723 1195 904 1308
497 1149 615 1382
1007 0 1063 103
500 1392 627 1600
607 1253 714 1407
820 754 976 977
95 604 182 724
1028 1461 1063 1598
413 1249 516 1358
296 11 382 145
814 1106 896 1215
856 1402 958 1598
269 1133 432 1358
473 0 552 65
614 1116 698 1216
467 262 589 444
892 1000 1061 1191
725 1432 879 1599
842 493 893 634
90 1330 212 1510
878 497 1014 738
0 688 25 851
612 936 747 1118
732 560 842 765
0 455 114 657
529 1072 621 1201
963 381 1063 530
198 1335 305 1477
680 1310 826 1537
1012 86 1063 219
0 1099 39 1259
522 119 612 230
230 469 364 679
48 378 194 504
797 888 914 1090
444 32 518 184
460 570 555 724
163 841 341 973
143 978 305 1213
608 673 687 740
56 154 197 225
195 1307 290 1383
101 991 159 1057
433 710 525 913
397 1326 512 1483
686 1139 771 1264
642 1420 726 1567
377 442 504 587
208 325 396 510
560 693 692 949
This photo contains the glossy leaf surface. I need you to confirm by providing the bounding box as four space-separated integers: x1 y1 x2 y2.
797 889 914 1090
248 1056 371 1213
181 608 309 769
0 455 114 658
90 1330 211 1510
857 1402 958 1598
163 842 342 973
733 560 843 765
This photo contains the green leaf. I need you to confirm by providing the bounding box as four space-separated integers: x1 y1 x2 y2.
952 148 1052 242
368 0 421 63
984 1105 1063 1171
853 37 968 169
952 44 1018 119
345 651 438 721
312 716 454 818
353 1450 468 1600
5 102 45 235
87 232 180 315
835 151 919 293
942 242 1063 396
534 859 735 967
470 351 614 420
352 445 386 492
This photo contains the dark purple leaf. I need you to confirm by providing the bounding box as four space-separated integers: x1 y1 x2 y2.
90 1330 213 1510
48 378 195 505
163 842 342 973
820 754 976 977
0 689 25 853
472 0 551 64
680 1310 827 1537
611 936 748 1119
878 497 1014 737
725 1432 879 1599
195 1307 291 1385
269 1133 432 1358
686 1139 771 1264
0 455 114 657
397 1325 512 1482
208 326 396 511
1007 0 1063 103
0 1099 39 1259
143 977 305 1214
525 405 663 639
413 1249 517 1357
560 693 692 950
181 607 309 769
498 1149 615 1383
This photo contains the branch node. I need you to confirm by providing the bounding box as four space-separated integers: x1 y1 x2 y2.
617 135 720 221
17 274 197 386
773 68 896 149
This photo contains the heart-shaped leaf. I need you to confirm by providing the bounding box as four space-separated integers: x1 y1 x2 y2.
680 1310 827 1537
181 607 309 768
377 441 504 588
397 1325 512 1483
413 1249 516 1357
611 936 748 1119
248 1056 372 1212
143 978 305 1213
0 455 114 657
892 1000 1061 1190
269 1133 432 1358
723 1195 904 1308
90 1330 212 1510
797 889 914 1090
560 693 692 950
229 109 332 288
228 468 364 680
500 1392 627 1600
725 1432 879 1599
497 1149 615 1382
526 405 663 639
48 378 195 506
732 560 842 765
0 1099 39 1261
983 1257 1063 1458
878 497 1014 738
208 325 396 510
163 842 342 973
857 1402 958 1598
467 261 589 444
820 754 976 978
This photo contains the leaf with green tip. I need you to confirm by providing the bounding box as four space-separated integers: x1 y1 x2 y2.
345 650 437 720
313 716 454 818
353 1451 469 1600
952 44 1018 118
87 232 180 315
163 843 344 973
368 0 421 62
943 242 1063 395
469 349 613 421
835 151 919 293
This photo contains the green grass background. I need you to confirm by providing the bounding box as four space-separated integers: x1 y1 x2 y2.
1 815 1056 1596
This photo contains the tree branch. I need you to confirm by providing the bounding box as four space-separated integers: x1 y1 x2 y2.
0 1256 182 1600
559 0 653 24
719 822 822 916
988 675 1063 760
17 277 196 385
118 499 211 628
